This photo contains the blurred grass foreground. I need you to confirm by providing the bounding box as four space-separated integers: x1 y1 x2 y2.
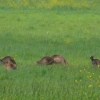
0 0 99 9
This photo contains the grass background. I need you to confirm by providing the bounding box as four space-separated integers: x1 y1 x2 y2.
0 1 100 100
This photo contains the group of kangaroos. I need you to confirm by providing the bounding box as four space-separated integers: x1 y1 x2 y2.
0 54 100 70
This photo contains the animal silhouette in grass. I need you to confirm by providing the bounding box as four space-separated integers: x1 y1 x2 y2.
37 54 69 66
51 54 69 66
37 56 55 65
90 56 100 66
0 56 17 70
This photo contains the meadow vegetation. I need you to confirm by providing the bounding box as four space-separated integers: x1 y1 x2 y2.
0 0 100 9
0 0 100 100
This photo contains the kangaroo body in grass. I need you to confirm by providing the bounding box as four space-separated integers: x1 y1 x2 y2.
51 54 69 66
37 56 54 65
90 56 100 66
37 54 69 66
0 56 17 70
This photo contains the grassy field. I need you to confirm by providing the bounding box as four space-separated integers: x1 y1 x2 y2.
0 5 100 100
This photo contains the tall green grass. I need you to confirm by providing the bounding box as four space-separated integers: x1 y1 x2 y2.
0 6 100 100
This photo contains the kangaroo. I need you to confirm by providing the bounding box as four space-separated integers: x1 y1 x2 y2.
51 54 69 65
0 56 17 70
90 56 100 66
37 56 55 65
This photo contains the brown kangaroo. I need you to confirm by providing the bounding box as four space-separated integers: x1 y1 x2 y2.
37 56 54 65
0 56 17 70
90 56 100 66
51 54 69 66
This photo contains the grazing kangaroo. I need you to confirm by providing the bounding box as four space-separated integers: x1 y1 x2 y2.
90 56 100 66
0 56 17 70
51 54 69 65
37 56 55 65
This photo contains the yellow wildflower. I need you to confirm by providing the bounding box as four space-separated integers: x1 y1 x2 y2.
75 80 78 83
88 85 92 88
80 70 82 72
84 68 86 71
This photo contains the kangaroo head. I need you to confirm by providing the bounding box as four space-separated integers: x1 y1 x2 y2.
90 56 94 60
